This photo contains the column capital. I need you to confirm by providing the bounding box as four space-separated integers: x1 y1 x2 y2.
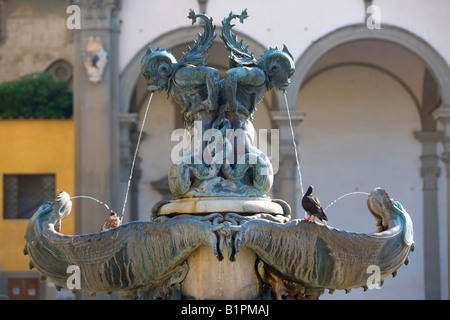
413 130 444 144
270 111 306 127
414 130 443 189
120 113 138 129
433 106 450 123
420 161 442 189
270 111 306 145
413 130 443 158
433 107 450 160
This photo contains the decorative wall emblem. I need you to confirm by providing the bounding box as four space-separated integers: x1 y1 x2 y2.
83 36 107 83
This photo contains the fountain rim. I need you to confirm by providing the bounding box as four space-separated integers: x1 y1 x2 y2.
155 196 286 216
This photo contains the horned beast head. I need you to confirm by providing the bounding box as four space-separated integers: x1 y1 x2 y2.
259 45 295 92
141 46 178 92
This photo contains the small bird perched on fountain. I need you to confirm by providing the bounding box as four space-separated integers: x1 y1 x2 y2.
302 186 328 224
101 211 120 231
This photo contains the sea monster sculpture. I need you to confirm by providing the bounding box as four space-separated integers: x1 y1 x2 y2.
24 192 224 299
141 9 219 119
232 188 414 299
218 10 296 195
141 9 227 198
220 9 296 117
142 9 295 198
23 188 413 299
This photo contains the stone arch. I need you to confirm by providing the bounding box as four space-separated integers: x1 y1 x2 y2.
286 24 450 113
45 59 73 89
302 61 421 114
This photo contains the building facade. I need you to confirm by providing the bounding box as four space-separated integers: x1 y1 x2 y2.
0 0 75 299
1 0 449 299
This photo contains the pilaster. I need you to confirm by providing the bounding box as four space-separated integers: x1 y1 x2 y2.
414 130 443 300
433 106 450 299
71 0 121 234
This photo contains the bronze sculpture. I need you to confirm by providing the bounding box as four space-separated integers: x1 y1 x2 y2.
23 10 414 300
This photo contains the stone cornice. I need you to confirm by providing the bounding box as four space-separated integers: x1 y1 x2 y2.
270 111 306 126
68 0 121 30
413 130 444 143
68 0 120 10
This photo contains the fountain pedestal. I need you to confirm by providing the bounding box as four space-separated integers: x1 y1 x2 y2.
151 197 291 299
182 245 259 299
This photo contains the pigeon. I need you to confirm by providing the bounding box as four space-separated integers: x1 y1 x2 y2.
301 186 328 224
101 211 120 231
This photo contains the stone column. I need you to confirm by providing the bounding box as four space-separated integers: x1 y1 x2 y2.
270 111 306 220
433 107 450 299
414 130 443 300
72 0 121 234
443 138 450 301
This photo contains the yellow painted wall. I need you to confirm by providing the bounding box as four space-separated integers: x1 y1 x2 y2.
0 119 74 271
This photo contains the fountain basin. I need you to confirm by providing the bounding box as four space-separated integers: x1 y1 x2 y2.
23 188 414 300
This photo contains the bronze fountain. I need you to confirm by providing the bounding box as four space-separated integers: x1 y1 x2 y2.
23 10 413 300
